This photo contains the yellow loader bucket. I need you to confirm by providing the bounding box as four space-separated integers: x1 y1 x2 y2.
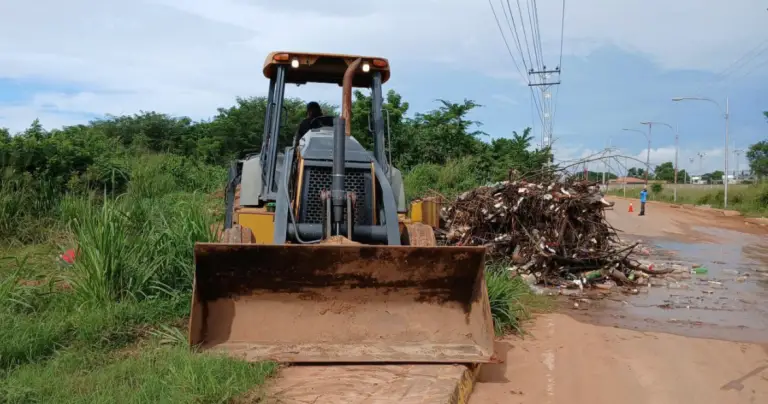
188 243 495 363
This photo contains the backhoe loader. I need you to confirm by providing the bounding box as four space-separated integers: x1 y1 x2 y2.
188 52 494 370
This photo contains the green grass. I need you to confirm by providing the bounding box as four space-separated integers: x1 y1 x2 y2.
0 346 277 404
61 193 218 303
607 183 768 217
403 156 489 201
485 262 553 336
0 155 273 403
0 174 60 246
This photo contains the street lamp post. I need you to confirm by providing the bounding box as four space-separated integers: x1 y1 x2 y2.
672 96 730 209
734 149 744 181
622 128 650 183
624 156 628 197
640 121 676 200
688 157 695 184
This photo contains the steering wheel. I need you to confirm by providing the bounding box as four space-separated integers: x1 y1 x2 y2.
308 115 335 130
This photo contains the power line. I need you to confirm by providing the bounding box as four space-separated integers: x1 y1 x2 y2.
526 0 543 70
500 0 530 73
489 0 565 149
558 0 566 70
487 0 527 82
513 0 536 71
643 36 768 132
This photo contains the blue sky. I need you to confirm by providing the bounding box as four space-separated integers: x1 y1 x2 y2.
1 0 766 175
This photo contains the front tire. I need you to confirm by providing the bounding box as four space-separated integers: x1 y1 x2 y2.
400 223 437 247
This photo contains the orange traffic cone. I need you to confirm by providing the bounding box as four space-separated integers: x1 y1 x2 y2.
628 203 634 213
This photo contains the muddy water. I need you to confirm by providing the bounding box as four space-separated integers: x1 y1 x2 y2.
569 226 768 344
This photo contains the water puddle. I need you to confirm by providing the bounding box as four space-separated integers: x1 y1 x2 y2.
569 226 768 343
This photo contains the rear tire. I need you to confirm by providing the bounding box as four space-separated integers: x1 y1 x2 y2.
401 223 437 247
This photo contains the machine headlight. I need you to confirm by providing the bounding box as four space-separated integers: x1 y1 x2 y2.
362 63 370 72
291 58 299 68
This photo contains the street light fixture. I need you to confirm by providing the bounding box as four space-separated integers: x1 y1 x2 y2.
672 96 730 208
640 121 678 200
622 128 651 184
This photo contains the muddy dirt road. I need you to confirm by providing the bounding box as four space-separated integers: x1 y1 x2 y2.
471 198 768 404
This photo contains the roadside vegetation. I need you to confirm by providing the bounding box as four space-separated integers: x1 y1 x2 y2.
0 91 553 402
607 183 768 217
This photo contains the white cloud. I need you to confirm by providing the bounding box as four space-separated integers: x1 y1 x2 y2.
1 0 766 131
490 94 519 105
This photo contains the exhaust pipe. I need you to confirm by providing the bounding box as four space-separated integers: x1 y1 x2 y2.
342 58 362 137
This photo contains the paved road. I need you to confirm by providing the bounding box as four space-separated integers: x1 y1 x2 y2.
471 197 768 404
471 314 768 404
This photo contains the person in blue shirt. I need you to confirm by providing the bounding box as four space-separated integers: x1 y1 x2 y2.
639 185 648 216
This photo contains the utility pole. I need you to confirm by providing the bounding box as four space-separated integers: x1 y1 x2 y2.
688 157 695 184
528 67 561 150
624 156 628 197
672 95 730 208
621 127 650 183
674 125 679 199
640 121 675 197
639 123 653 184
734 149 744 181
724 96 730 205
697 152 706 181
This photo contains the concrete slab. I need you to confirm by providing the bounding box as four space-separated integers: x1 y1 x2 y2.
263 364 479 404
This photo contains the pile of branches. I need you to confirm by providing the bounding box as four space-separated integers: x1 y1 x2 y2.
438 179 658 285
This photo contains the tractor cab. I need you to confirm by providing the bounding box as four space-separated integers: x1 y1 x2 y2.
235 51 405 230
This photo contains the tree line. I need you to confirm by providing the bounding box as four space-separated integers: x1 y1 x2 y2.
0 89 552 198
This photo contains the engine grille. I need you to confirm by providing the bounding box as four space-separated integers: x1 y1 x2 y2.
300 166 372 225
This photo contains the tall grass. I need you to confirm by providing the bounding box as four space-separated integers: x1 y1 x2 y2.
484 262 553 336
62 193 218 304
65 198 161 302
127 154 226 199
0 153 273 402
0 173 60 245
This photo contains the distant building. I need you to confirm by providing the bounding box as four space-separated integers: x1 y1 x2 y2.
689 176 704 184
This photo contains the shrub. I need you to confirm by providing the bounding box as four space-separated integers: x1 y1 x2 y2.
404 156 486 201
0 173 59 245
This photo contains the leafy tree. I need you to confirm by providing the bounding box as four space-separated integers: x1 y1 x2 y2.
402 99 487 168
746 139 768 179
350 89 410 162
627 167 646 178
653 162 675 182
486 128 552 180
702 170 724 183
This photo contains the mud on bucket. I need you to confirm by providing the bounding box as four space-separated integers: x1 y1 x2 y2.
188 243 495 363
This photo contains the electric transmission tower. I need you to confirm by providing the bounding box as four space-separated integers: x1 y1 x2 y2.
528 66 561 149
